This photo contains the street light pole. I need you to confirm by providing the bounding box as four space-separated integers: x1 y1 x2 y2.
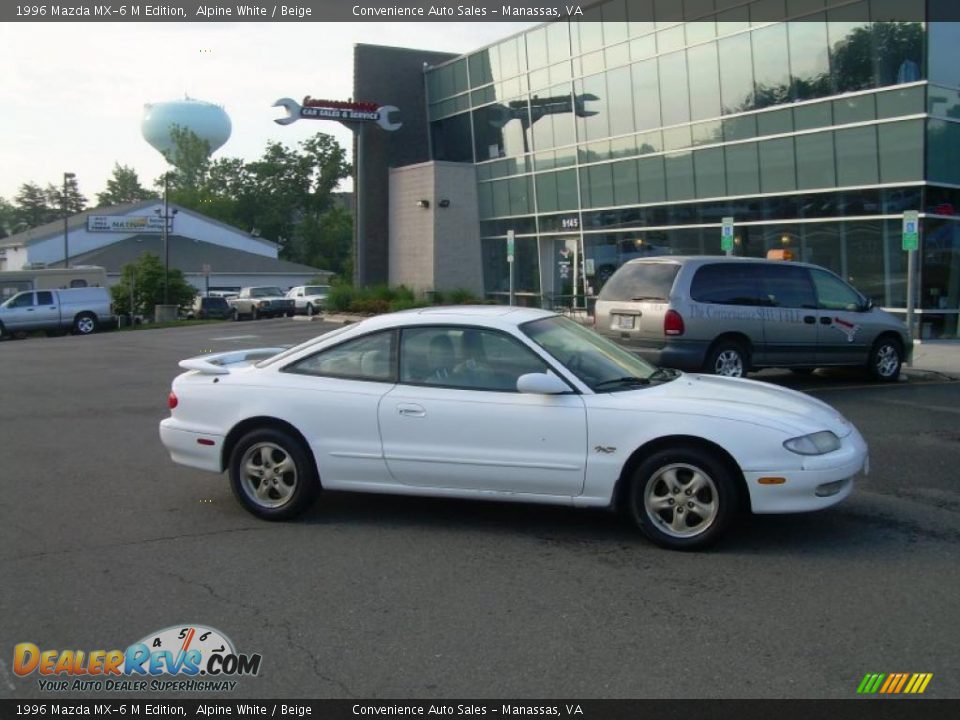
62 172 75 268
162 173 169 304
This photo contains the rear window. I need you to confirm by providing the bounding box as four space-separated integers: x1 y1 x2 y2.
690 263 766 306
599 262 680 302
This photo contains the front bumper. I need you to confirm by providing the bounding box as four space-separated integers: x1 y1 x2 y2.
159 419 224 473
744 429 868 514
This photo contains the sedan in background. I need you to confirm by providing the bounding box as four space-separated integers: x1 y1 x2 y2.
286 285 331 316
160 307 867 550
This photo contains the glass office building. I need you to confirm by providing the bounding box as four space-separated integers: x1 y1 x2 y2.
423 0 960 338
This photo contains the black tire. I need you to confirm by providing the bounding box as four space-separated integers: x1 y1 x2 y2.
73 313 97 335
305 303 315 317
251 307 259 321
228 428 319 521
867 336 903 382
628 445 739 550
286 311 295 318
704 339 749 378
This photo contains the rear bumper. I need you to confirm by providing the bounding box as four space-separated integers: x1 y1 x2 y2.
602 334 710 370
159 419 224 473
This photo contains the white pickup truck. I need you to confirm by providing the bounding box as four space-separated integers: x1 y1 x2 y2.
0 287 114 337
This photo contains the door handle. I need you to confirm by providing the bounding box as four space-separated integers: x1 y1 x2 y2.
819 317 832 325
803 315 815 324
397 403 426 418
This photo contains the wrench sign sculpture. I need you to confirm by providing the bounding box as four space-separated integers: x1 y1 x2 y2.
272 97 402 131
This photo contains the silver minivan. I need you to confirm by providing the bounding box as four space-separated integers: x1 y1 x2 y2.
594 256 911 381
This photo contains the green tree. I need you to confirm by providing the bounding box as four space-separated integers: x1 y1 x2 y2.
0 197 16 238
13 182 57 229
97 164 156 207
46 174 87 215
156 129 352 270
110 252 196 316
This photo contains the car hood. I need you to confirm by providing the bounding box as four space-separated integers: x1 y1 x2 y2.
595 373 853 437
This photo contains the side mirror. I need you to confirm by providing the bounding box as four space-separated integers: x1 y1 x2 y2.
517 372 569 395
861 298 874 312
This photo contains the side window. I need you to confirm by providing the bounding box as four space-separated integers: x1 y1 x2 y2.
810 269 863 311
8 292 35 308
400 327 548 392
70 280 87 288
759 265 817 309
36 291 53 305
689 263 765 306
285 331 395 382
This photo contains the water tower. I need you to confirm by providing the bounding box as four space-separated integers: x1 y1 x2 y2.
141 97 232 160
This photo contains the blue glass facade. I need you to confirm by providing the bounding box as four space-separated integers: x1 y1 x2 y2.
424 0 960 338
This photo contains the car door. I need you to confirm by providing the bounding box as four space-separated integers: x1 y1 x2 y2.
757 264 821 366
276 330 398 486
1 292 37 330
378 326 588 496
32 291 60 329
809 267 872 364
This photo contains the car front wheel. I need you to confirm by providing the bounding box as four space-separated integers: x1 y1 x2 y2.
229 428 319 520
628 445 738 550
868 337 903 382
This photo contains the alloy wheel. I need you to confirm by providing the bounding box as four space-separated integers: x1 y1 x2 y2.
643 463 719 539
239 442 298 509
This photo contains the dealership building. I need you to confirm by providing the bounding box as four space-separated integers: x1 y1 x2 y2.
354 0 960 338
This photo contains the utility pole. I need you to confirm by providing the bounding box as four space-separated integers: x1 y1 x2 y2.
62 172 75 267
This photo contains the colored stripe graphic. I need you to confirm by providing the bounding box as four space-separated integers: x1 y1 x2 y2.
857 673 932 694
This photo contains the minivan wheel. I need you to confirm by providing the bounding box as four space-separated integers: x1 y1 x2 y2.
73 313 97 335
868 337 902 382
628 445 738 550
705 340 748 378
229 428 319 520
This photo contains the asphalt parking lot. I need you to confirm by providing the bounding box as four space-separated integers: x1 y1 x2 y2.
1 318 958 699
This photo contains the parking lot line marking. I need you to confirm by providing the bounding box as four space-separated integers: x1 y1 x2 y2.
211 335 260 341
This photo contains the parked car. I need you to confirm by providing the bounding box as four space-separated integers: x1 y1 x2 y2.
228 287 295 320
0 287 113 337
286 285 331 316
185 296 236 321
594 256 911 382
160 306 867 550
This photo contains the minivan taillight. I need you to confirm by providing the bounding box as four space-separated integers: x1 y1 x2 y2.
168 391 178 409
664 309 685 336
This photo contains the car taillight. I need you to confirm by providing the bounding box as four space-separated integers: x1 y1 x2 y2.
168 391 178 409
664 309 685 336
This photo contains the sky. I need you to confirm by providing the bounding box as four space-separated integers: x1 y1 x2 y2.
0 21 537 204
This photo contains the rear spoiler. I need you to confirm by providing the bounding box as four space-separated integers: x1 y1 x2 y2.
178 347 289 375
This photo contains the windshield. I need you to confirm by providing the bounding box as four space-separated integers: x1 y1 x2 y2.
250 287 284 297
305 286 331 295
522 316 674 392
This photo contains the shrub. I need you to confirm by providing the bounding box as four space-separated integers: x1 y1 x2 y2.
447 288 478 305
326 284 355 312
348 298 390 314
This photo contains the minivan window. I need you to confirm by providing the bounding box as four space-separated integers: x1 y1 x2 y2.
690 263 766 306
809 268 863 311
759 264 817 309
598 262 680 301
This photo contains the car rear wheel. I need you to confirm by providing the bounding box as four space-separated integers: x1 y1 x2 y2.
73 313 97 335
705 340 748 378
229 428 319 520
868 337 902 382
628 445 738 550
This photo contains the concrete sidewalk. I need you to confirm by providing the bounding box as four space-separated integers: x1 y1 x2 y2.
908 340 960 378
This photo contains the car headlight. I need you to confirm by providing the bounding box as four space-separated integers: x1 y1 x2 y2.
259 300 270 307
783 431 841 455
